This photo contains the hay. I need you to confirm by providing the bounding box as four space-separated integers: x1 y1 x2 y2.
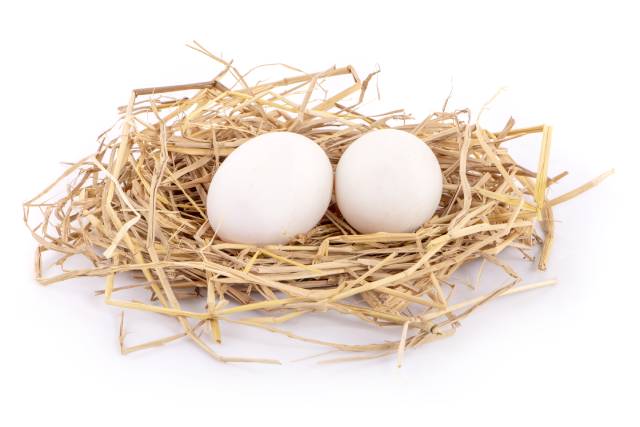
23 43 612 365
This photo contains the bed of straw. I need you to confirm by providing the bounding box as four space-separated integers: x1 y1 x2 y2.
23 44 612 365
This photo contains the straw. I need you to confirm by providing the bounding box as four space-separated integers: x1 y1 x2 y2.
23 44 611 364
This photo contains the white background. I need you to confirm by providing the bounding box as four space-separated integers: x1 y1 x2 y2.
1 1 638 425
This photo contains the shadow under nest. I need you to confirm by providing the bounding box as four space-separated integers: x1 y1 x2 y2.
24 43 609 365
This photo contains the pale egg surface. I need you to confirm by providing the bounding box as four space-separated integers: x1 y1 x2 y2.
335 129 443 234
207 132 333 245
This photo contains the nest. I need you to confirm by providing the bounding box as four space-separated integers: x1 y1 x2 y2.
24 43 612 365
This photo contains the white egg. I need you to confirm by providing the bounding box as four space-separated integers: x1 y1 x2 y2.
206 131 333 245
335 129 443 234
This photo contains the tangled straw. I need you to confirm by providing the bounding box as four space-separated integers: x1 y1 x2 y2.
23 43 612 365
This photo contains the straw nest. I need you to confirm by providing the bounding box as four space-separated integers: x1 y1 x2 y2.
24 43 612 365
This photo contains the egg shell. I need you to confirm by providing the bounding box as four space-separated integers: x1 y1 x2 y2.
207 132 333 245
335 129 443 234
